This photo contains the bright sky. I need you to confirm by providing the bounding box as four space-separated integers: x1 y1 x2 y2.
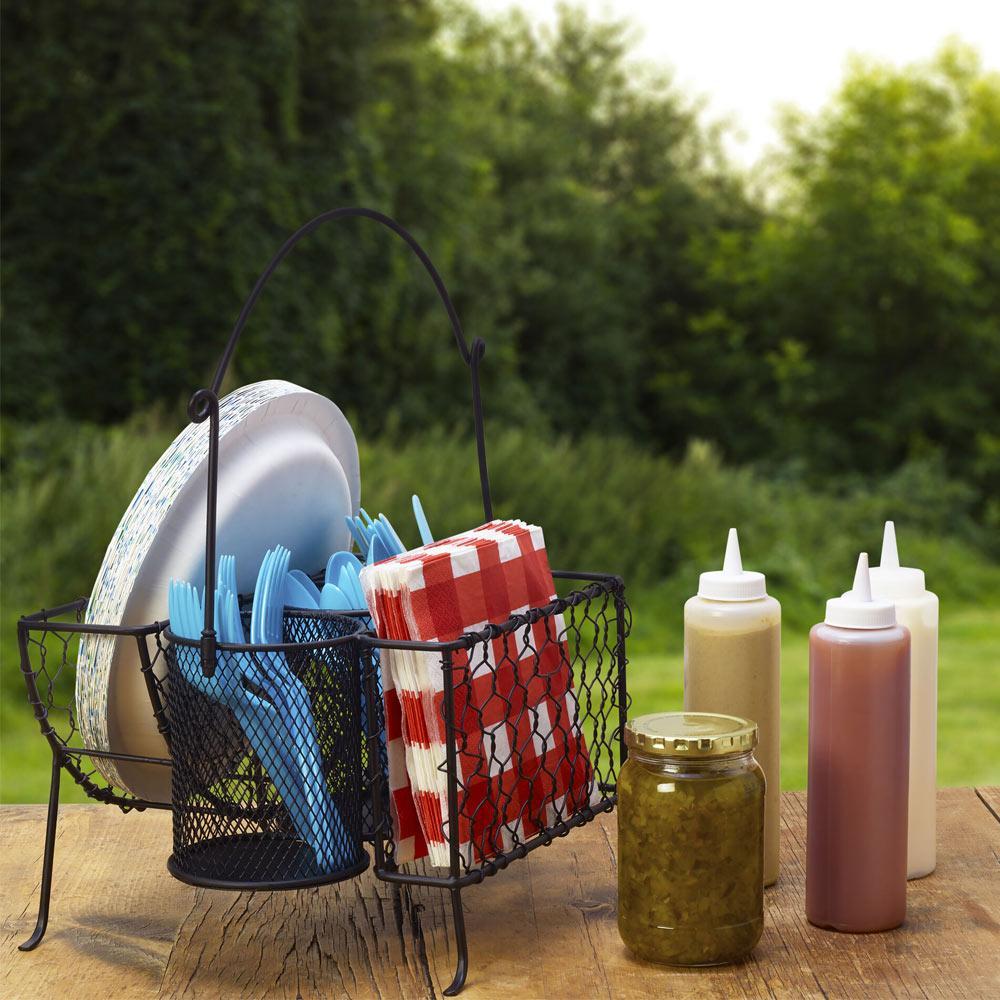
473 0 1000 165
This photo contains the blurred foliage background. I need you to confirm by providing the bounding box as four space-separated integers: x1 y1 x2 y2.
2 0 998 800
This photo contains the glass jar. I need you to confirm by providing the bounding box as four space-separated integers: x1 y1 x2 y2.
617 712 765 966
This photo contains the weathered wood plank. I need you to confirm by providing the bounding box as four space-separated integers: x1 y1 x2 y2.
156 867 454 999
2 790 998 998
1 804 190 999
976 785 1000 826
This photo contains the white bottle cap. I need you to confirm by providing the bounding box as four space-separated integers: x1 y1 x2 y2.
869 521 927 599
825 552 897 629
698 528 767 601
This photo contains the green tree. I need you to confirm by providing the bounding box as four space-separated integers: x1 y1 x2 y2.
1 0 463 425
412 5 758 444
734 43 1000 512
1 1 747 445
4 6 997 517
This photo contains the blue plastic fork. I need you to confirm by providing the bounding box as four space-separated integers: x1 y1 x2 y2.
219 554 238 607
256 547 346 866
171 553 343 869
168 579 323 863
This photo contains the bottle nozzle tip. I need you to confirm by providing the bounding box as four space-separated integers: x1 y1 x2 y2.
723 528 743 575
852 552 873 602
880 520 900 569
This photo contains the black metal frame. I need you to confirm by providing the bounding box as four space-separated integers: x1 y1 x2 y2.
16 600 174 952
15 208 629 995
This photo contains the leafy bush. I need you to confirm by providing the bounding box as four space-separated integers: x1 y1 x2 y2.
4 414 996 648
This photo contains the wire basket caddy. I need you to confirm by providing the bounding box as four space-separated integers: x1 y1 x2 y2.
14 207 631 996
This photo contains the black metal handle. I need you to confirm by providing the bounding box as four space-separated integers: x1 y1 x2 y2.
188 207 492 673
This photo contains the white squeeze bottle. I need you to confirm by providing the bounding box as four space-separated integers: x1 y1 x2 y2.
684 529 781 886
869 521 939 879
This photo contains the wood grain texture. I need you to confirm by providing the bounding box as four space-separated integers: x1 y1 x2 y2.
977 786 1000 825
2 789 998 999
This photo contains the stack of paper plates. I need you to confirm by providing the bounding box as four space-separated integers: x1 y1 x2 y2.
76 380 360 801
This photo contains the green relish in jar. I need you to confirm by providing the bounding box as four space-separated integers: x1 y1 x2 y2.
617 712 765 966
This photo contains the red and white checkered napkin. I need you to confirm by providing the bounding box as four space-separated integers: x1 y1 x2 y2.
360 520 598 866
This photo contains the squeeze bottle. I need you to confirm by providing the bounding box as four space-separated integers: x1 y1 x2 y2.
806 553 910 932
684 528 781 886
869 521 938 879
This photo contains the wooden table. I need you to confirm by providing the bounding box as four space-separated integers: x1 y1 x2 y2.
2 788 998 998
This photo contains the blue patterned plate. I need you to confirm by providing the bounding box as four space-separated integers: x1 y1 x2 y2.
77 380 360 800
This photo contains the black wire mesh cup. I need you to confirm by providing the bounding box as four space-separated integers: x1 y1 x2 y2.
353 612 390 840
165 610 369 889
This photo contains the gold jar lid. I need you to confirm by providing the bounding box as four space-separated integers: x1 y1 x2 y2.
625 712 757 758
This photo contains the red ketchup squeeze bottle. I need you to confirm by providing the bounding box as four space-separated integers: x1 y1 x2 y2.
806 552 910 932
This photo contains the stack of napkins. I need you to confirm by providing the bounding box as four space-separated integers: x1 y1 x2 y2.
360 520 597 866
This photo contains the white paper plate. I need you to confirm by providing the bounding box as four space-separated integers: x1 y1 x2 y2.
76 380 360 800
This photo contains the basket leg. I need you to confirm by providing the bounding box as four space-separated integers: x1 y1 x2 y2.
442 885 468 996
19 751 62 951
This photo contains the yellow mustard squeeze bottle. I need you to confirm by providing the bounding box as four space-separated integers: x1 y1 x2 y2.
684 529 781 886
